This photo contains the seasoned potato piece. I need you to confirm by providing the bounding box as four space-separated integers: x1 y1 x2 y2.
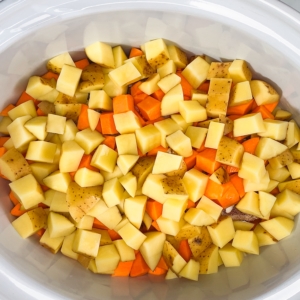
165 160 187 178
219 114 233 135
66 182 102 222
78 63 104 93
175 224 202 241
162 241 186 274
0 148 32 181
188 226 213 259
55 103 82 122
131 156 155 189
207 62 231 79
47 52 75 74
210 166 229 184
198 244 219 274
161 175 187 196
216 136 244 168
268 149 294 169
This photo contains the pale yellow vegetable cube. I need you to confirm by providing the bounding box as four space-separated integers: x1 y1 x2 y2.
56 65 82 97
12 207 47 239
59 119 78 143
207 62 231 79
143 212 152 230
228 59 252 84
47 114 66 134
275 109 292 120
103 74 128 98
198 244 219 274
86 200 109 220
40 229 64 254
74 168 104 188
9 174 44 210
73 229 101 258
47 52 75 73
243 170 270 192
170 113 192 131
118 222 147 250
8 100 37 121
123 195 147 229
113 110 142 134
91 144 118 173
7 115 36 150
165 269 178 280
166 130 193 157
59 140 84 173
196 195 223 222
112 45 128 68
124 55 155 79
117 154 139 175
115 133 138 155
119 172 137 198
184 208 215 226
219 243 244 267
43 170 72 193
259 191 276 219
162 199 188 222
287 162 300 179
0 116 12 135
156 216 185 236
87 109 100 131
144 38 170 69
253 224 277 247
138 73 160 95
191 91 208 107
161 84 184 116
109 62 141 87
233 113 265 137
157 73 181 94
48 211 75 238
157 60 177 78
238 152 266 182
232 230 259 255
284 120 300 148
272 189 300 217
233 221 254 231
142 174 167 204
235 191 262 218
75 215 94 230
258 119 288 141
181 56 210 89
25 76 55 99
102 177 124 207
85 41 115 68
185 126 207 149
179 100 207 123
179 259 199 281
89 90 113 111
61 232 79 260
95 244 120 274
207 216 235 248
75 128 104 155
255 137 287 160
135 124 161 154
205 121 225 149
250 80 279 106
266 164 290 182
182 168 209 202
100 165 123 182
163 240 186 274
152 152 183 174
228 81 252 106
24 116 47 141
167 45 188 69
113 239 135 262
25 141 57 163
30 163 58 185
260 217 294 241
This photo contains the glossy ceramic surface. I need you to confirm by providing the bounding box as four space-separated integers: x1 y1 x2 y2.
1 1 300 299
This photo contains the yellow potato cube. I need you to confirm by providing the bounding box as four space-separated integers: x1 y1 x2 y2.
207 62 231 79
157 73 181 94
103 74 128 98
85 41 115 68
253 224 277 247
287 162 300 179
89 90 112 111
152 152 183 174
49 191 69 213
59 140 84 173
117 154 139 175
156 216 185 236
191 91 208 107
167 45 188 69
184 208 215 226
185 126 207 149
43 170 72 193
162 199 188 222
229 81 252 107
144 38 170 69
75 128 104 155
73 229 101 258
58 119 78 143
196 195 223 222
207 216 235 248
138 73 160 95
233 221 254 231
56 65 82 97
113 239 135 262
8 100 37 121
109 62 141 87
205 121 225 149
47 114 66 134
102 177 124 207
9 174 44 210
124 195 147 229
228 59 252 84
233 113 265 137
74 168 104 188
48 211 75 238
243 170 270 193
91 144 118 173
87 109 100 131
61 232 79 260
232 230 259 255
113 111 142 134
119 172 137 198
255 137 288 160
124 55 155 79
142 174 167 204
258 119 288 141
179 100 207 123
25 141 57 163
95 244 120 273
179 259 199 281
25 76 55 99
166 130 193 157
0 116 12 135
118 222 147 250
198 244 219 274
47 52 75 73
40 229 64 254
271 189 300 217
259 191 276 219
260 217 294 241
30 162 58 185
24 116 48 141
219 243 244 267
161 84 184 116
171 113 192 131
157 59 177 78
135 124 161 154
250 80 279 106
115 133 138 155
112 45 128 68
235 191 262 218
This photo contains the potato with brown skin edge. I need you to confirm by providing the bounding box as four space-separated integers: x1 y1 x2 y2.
131 156 155 189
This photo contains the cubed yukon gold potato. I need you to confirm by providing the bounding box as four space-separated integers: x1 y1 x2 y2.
196 196 223 222
144 38 170 69
113 239 135 262
24 116 47 141
73 229 101 258
91 144 118 173
54 103 82 123
8 100 37 121
89 90 112 111
12 207 47 239
56 65 82 97
112 45 128 68
288 162 300 179
253 224 277 247
109 62 141 87
219 243 243 267
163 240 187 274
161 84 184 116
56 120 78 143
113 110 142 134
0 148 31 181
118 222 147 250
191 91 208 107
275 109 292 121
161 175 188 200
25 76 55 99
101 177 124 208
205 122 225 149
78 63 105 93
207 216 235 248
182 168 209 202
152 152 183 174
85 41 115 68
117 155 139 175
207 62 231 79
47 211 75 238
40 229 64 254
75 215 94 230
0 116 12 134
232 230 259 255
9 174 44 209
103 74 128 98
185 126 207 149
167 45 188 69
166 130 193 157
47 113 66 135
250 80 279 106
59 140 84 173
162 199 188 222
179 100 207 123
198 244 219 274
258 119 288 141
182 56 210 89
94 206 122 230
157 59 177 78
271 189 300 218
7 115 36 150
233 113 265 137
138 73 160 95
115 133 138 155
129 156 154 189
233 221 254 231
243 170 270 192
43 170 72 193
260 217 294 241
75 128 105 155
228 59 252 83
278 179 300 194
46 190 68 213
61 232 79 260
135 124 161 155
171 113 192 131
74 168 104 188
235 191 262 218
266 164 290 182
25 141 57 163
210 166 229 184
157 73 181 94
141 173 167 203
124 55 156 79
268 149 294 169
259 191 276 219
228 81 252 107
124 195 147 229
179 259 200 281
184 208 215 226
255 137 288 160
47 52 75 73
238 152 266 182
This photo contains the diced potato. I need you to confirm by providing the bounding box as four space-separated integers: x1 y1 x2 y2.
139 73 160 95
113 239 135 262
59 140 84 173
156 216 185 236
258 119 288 141
47 114 66 135
260 217 294 241
196 196 223 222
30 162 58 185
268 149 294 169
124 195 147 229
219 243 244 267
73 229 101 258
166 130 193 157
157 73 181 94
25 141 57 164
233 221 254 231
54 103 82 123
250 80 279 106
115 133 138 155
8 100 37 121
210 166 229 184
255 137 288 160
161 175 188 200
47 211 75 238
49 191 69 213
92 228 112 246
61 232 79 260
228 59 252 83
171 114 192 131
91 144 118 173
266 164 290 182
124 55 155 79
142 173 167 204
135 124 161 155
0 116 12 134
117 154 139 175
179 100 207 123
184 208 215 226
85 41 115 68
47 52 75 73
162 199 188 222
179 259 199 281
12 207 47 238
243 170 270 192
275 109 292 121
198 244 219 274
235 191 262 218
89 90 113 111
205 122 225 149
43 170 72 193
103 74 128 98
113 111 142 134
185 126 207 149
24 116 48 141
287 162 300 179
233 113 265 137
167 45 188 69
271 189 300 217
109 62 141 87
228 81 252 107
207 62 231 79
162 241 186 274
75 215 94 230
78 63 104 92
95 206 122 230
112 45 128 68
232 230 259 255
26 76 55 99
40 229 64 254
161 84 184 116
278 179 300 194
144 38 170 69
152 152 183 174
157 60 176 78
259 191 276 219
75 128 105 155
74 168 104 188
253 224 277 247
